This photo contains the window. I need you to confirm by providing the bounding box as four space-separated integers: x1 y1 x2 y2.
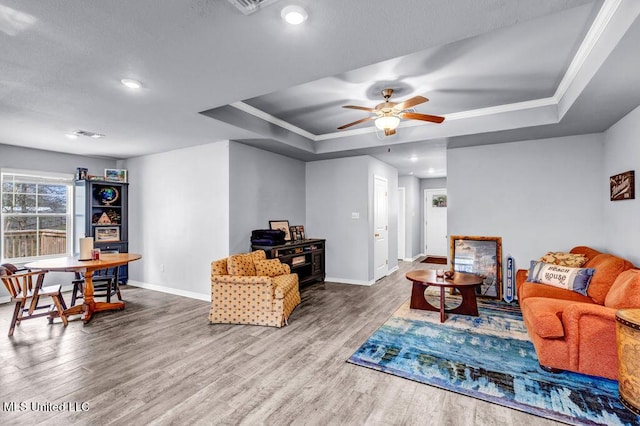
1 169 74 263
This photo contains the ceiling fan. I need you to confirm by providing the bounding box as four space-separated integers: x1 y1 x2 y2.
337 88 445 136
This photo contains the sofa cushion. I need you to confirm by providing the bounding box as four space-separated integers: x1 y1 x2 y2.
604 269 640 309
521 297 569 338
519 281 593 303
227 253 257 276
250 250 267 263
584 254 634 305
539 252 587 268
255 259 286 277
527 261 595 296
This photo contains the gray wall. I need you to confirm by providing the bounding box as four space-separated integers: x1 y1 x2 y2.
398 175 421 260
306 156 370 283
603 104 640 265
229 142 306 254
447 133 604 276
122 142 230 300
419 177 447 254
0 143 116 176
306 156 398 284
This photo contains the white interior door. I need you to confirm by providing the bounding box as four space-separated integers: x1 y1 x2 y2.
424 188 448 256
397 187 406 260
374 176 388 280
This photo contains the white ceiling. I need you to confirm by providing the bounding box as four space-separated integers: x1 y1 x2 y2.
2 0 639 178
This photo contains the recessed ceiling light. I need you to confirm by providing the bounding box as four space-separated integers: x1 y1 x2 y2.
409 172 414 175
410 155 418 162
121 78 142 89
281 5 307 25
65 133 78 139
428 167 435 174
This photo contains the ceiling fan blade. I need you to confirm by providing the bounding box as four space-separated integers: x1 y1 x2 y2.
384 128 396 136
393 96 428 111
342 105 377 112
337 116 374 130
400 112 445 124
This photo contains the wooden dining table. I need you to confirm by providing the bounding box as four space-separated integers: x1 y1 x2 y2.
25 253 142 323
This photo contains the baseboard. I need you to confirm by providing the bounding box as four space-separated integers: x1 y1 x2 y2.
325 277 375 286
387 265 399 274
127 280 210 302
402 253 425 262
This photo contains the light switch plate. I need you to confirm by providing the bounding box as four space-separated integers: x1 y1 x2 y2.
351 212 360 219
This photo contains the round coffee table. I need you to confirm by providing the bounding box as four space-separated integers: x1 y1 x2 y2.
406 269 484 323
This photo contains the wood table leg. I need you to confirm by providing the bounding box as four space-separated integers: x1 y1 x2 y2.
62 270 125 323
410 282 439 311
447 285 480 317
439 286 446 323
409 281 481 321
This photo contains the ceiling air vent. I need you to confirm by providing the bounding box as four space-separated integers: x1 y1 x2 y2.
73 130 105 139
226 0 280 15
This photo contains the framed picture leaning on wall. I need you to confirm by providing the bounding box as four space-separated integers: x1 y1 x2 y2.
450 235 502 299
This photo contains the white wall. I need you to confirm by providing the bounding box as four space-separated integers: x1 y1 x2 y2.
398 175 421 260
228 142 305 254
448 134 604 275
603 105 640 265
122 141 229 300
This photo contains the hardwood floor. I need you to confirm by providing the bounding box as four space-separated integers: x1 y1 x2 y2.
0 259 563 425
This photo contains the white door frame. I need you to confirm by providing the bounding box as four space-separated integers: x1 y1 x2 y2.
374 175 389 281
398 187 406 260
423 188 447 256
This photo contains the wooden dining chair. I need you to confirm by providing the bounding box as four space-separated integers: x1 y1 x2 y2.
71 267 121 306
0 265 69 337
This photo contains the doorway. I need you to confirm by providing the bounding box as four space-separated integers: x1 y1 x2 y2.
424 188 448 257
398 187 406 260
374 176 388 280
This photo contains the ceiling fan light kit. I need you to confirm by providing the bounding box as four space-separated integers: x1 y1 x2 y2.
375 116 400 131
337 88 445 137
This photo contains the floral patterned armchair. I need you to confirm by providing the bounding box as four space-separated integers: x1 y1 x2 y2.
209 250 300 327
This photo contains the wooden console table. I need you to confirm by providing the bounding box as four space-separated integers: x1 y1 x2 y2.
252 239 325 286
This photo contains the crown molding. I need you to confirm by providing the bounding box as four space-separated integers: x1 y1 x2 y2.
231 0 622 143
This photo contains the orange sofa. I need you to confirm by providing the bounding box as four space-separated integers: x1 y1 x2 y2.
516 246 640 380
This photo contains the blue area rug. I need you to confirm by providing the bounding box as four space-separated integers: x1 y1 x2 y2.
348 297 640 426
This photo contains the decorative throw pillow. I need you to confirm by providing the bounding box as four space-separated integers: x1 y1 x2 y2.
250 250 267 263
255 259 286 277
527 261 595 296
227 253 257 276
539 252 587 268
